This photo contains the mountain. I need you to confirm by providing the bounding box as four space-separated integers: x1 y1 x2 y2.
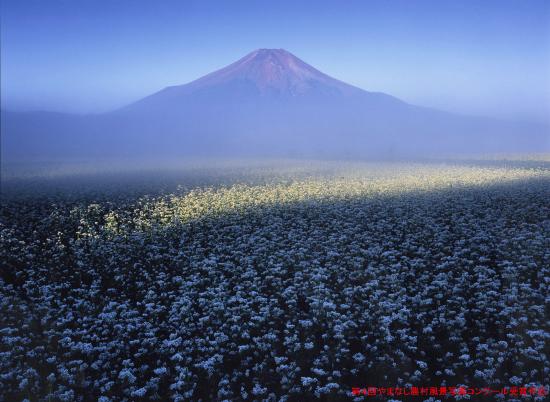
2 49 548 161
123 48 394 105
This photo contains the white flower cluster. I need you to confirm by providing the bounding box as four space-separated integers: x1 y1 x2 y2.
1 161 549 401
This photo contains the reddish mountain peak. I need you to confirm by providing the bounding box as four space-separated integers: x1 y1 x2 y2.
244 48 308 69
186 48 357 96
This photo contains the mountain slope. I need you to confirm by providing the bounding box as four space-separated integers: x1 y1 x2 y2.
2 49 548 161
120 48 405 114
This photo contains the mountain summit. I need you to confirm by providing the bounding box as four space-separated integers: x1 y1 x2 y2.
179 48 361 96
2 49 548 160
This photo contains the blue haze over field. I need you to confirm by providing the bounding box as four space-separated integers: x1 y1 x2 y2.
1 0 549 162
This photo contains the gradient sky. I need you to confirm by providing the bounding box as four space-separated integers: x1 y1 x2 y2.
2 0 549 123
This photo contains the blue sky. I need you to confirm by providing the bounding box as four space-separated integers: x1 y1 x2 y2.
1 0 549 123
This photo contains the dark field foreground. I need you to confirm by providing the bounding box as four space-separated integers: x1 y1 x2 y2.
1 161 549 401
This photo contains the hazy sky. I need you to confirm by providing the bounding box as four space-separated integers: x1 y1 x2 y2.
2 0 549 123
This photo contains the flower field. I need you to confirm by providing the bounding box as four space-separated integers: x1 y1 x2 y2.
1 159 549 401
